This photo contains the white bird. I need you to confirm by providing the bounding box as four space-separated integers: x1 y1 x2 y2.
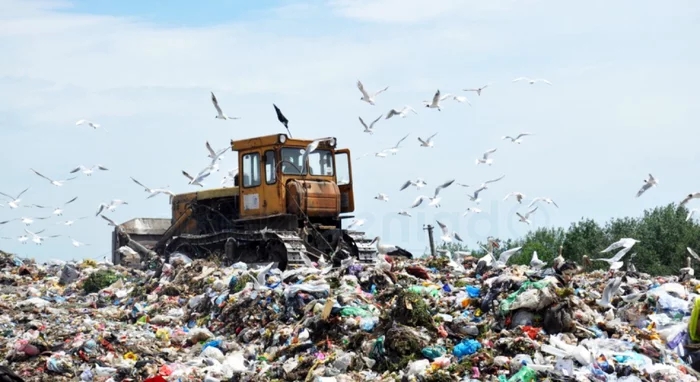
211 91 240 120
450 96 471 106
528 197 559 209
462 207 482 217
130 177 175 203
424 90 452 111
476 148 497 166
463 84 491 96
300 137 335 173
70 165 109 176
375 151 388 158
0 216 51 226
357 80 389 105
681 193 700 207
504 192 526 204
370 236 397 255
597 276 622 309
410 179 455 208
384 134 410 155
398 210 412 217
386 106 417 119
400 178 427 191
686 208 700 222
636 174 658 198
530 251 546 269
95 200 128 216
374 193 389 202
221 169 239 187
56 217 88 227
206 141 230 162
601 238 640 254
501 133 534 144
467 175 506 204
182 169 211 187
69 237 89 247
247 262 274 290
76 119 106 131
496 246 523 267
30 168 76 187
435 220 455 242
454 232 464 242
418 133 438 148
516 207 538 225
101 215 119 227
0 187 29 209
512 77 553 86
24 228 59 245
32 196 78 216
348 219 365 229
359 115 382 135
688 247 700 263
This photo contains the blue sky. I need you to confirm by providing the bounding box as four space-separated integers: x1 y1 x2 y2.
1 0 700 261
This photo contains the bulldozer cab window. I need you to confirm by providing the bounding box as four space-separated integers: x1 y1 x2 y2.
281 147 304 175
264 150 276 184
242 152 261 187
309 150 334 176
335 152 350 185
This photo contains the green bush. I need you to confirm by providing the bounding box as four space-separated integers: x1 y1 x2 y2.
83 270 121 294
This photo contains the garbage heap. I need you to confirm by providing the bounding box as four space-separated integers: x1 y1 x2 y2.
2 248 700 382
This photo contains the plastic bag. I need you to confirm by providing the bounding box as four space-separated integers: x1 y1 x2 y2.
508 365 536 382
169 252 193 265
466 285 481 298
453 339 481 358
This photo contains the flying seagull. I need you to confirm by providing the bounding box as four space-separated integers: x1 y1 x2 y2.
386 106 417 119
101 215 118 227
513 77 553 86
32 196 78 216
95 200 128 216
211 92 240 120
206 141 229 162
516 207 538 225
476 148 497 166
424 89 452 111
418 133 438 148
597 276 622 309
462 207 482 217
504 192 526 204
182 169 211 187
300 137 335 173
681 193 700 207
30 169 76 187
24 228 60 245
636 174 658 198
463 83 491 96
400 179 427 191
601 238 640 254
496 246 523 267
0 187 29 209
69 237 90 247
130 177 175 203
436 220 458 243
0 216 51 226
528 197 559 209
398 210 412 217
70 165 109 176
56 217 88 227
502 133 534 144
384 134 410 155
359 115 382 135
273 104 291 137
411 179 455 209
467 175 506 204
357 80 389 105
374 193 389 202
76 119 106 131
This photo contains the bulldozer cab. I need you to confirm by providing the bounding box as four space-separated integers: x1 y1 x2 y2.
232 134 355 220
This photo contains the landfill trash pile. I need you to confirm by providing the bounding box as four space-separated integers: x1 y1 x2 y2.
3 248 700 382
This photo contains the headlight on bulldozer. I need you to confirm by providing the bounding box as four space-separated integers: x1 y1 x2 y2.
279 134 287 144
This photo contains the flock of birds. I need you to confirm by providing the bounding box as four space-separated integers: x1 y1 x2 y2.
2 75 700 263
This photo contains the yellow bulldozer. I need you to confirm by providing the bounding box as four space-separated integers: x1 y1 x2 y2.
112 133 412 269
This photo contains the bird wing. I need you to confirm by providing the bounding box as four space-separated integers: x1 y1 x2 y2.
512 77 529 82
434 179 455 198
439 92 453 101
482 148 497 159
357 80 369 98
205 141 217 157
386 109 398 119
182 171 194 181
417 137 427 145
69 166 85 173
609 246 633 262
527 197 543 208
525 207 538 218
427 132 438 141
0 191 14 200
502 136 514 141
410 196 426 208
498 246 522 264
400 180 413 191
131 177 152 191
550 199 559 208
454 232 464 242
539 79 553 85
436 220 449 235
394 133 409 148
601 240 624 253
688 247 700 262
484 175 505 185
516 132 533 139
431 90 441 105
95 204 106 216
504 192 514 201
516 212 526 220
15 187 29 199
358 116 368 129
472 186 486 199
30 168 53 182
24 228 38 238
64 196 78 205
648 173 656 183
373 86 389 97
76 119 87 125
369 114 383 128
636 182 652 197
101 215 118 227
211 92 223 114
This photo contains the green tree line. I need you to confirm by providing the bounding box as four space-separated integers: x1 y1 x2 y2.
437 203 700 276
